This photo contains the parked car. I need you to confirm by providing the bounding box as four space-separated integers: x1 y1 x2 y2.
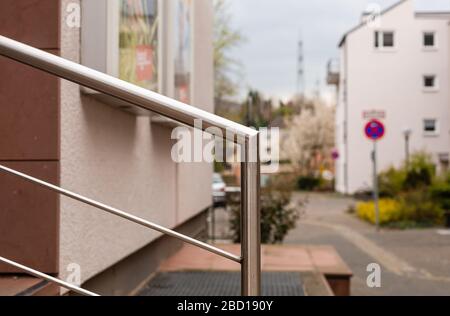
212 173 226 207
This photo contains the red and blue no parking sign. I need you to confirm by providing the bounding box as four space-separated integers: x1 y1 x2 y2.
365 119 385 141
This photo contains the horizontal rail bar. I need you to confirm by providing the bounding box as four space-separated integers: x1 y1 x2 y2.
0 35 257 142
0 164 242 264
0 256 99 296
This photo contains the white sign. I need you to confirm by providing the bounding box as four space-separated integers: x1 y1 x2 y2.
363 110 386 120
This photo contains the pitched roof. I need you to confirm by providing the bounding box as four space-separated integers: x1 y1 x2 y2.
338 0 408 47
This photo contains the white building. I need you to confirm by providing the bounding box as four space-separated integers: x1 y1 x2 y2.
335 0 450 194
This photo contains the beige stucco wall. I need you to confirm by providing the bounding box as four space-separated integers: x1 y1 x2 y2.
176 0 214 223
59 0 213 285
336 0 450 193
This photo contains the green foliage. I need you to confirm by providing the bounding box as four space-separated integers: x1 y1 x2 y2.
361 152 446 228
430 172 450 211
356 193 444 227
397 190 444 226
297 176 321 191
403 153 435 190
378 152 435 197
213 0 245 101
240 90 272 128
214 161 225 173
228 183 303 244
378 167 406 198
274 105 295 118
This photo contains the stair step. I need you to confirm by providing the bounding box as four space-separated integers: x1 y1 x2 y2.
0 275 59 296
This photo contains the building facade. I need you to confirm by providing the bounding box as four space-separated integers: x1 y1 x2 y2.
335 0 450 194
0 0 213 295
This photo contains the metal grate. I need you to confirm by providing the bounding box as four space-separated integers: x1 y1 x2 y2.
139 272 305 296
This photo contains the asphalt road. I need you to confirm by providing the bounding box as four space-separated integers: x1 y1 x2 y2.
285 192 450 296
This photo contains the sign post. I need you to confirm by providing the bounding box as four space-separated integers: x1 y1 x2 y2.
365 119 385 231
372 141 380 231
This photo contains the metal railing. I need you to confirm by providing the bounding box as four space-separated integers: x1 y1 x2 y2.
0 35 261 296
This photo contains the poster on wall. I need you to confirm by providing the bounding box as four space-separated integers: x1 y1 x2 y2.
119 0 159 91
174 0 192 104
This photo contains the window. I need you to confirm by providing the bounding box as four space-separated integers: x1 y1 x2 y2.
374 31 395 49
424 75 435 87
423 75 438 91
424 119 438 135
423 32 436 48
383 32 394 47
119 0 159 91
174 0 192 104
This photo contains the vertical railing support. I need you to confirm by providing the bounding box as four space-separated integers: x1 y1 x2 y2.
241 134 261 296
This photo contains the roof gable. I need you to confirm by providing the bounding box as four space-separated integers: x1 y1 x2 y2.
339 0 409 47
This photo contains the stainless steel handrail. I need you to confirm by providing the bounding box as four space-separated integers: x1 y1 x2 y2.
0 35 261 296
0 164 241 263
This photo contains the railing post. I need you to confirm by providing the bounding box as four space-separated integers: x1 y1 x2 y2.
241 134 261 296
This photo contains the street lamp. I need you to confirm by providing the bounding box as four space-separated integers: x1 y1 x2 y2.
402 127 412 166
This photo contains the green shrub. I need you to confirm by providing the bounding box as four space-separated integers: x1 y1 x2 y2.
378 152 435 197
228 186 303 244
397 190 444 226
430 174 450 211
356 194 444 227
357 152 444 228
403 152 435 190
297 176 321 191
378 167 406 198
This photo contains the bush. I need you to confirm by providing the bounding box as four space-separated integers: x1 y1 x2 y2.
358 152 445 228
397 190 444 225
430 173 450 211
378 152 435 197
356 199 402 225
356 195 444 227
403 153 435 190
228 186 303 244
297 176 321 191
378 167 406 198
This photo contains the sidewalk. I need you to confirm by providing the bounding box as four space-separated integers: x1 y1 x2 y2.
139 243 353 296
286 192 450 295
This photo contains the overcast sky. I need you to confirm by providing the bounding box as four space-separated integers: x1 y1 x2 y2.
227 0 450 103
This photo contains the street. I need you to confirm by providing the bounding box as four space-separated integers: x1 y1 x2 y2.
209 192 450 295
285 192 450 295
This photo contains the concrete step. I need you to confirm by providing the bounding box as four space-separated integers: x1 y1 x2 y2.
0 275 59 296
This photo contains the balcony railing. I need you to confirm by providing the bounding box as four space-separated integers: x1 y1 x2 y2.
0 35 261 296
326 59 340 86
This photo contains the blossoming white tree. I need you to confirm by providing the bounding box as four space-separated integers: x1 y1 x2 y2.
283 101 335 176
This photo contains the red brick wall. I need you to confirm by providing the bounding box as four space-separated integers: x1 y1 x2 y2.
0 0 60 273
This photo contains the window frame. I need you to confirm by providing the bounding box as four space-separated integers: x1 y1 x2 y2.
423 74 439 92
423 119 439 136
422 31 437 50
374 30 396 51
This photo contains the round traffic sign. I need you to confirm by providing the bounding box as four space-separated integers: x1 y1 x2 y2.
332 149 339 160
365 119 385 141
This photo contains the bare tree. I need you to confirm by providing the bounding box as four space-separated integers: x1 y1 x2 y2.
213 0 244 102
